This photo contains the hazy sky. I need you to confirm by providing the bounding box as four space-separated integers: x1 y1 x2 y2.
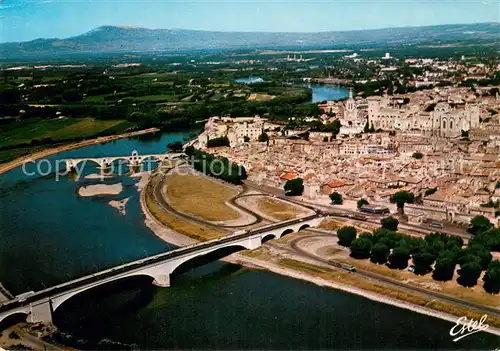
0 0 498 43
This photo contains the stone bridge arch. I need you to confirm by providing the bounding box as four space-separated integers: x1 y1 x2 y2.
66 159 101 170
140 156 161 168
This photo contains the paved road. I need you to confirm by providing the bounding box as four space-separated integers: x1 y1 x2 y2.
150 171 498 318
153 168 266 230
244 181 472 239
280 233 500 317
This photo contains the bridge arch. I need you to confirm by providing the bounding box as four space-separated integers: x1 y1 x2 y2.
169 244 249 279
261 234 276 243
140 156 160 169
51 241 256 312
280 228 295 238
298 224 310 231
70 159 101 170
109 157 130 165
0 311 29 326
50 273 156 312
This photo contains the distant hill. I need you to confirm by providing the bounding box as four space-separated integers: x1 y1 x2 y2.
1 22 499 60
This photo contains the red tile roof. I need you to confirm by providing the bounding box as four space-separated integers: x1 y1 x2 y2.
280 172 297 181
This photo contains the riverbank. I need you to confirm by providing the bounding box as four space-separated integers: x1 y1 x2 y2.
0 128 160 177
139 171 500 337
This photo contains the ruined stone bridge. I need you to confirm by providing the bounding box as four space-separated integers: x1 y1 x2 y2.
0 215 323 324
64 150 186 170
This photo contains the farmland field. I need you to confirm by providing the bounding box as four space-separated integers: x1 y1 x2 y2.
0 118 132 148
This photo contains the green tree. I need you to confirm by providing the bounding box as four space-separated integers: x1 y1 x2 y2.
412 251 436 275
390 191 415 215
432 255 456 281
468 215 493 235
258 132 269 142
350 238 373 259
388 245 410 269
330 119 341 137
458 260 482 287
380 216 399 231
465 245 492 270
405 237 428 255
243 135 250 142
424 187 437 196
412 152 423 159
337 226 357 247
284 178 304 196
207 136 230 148
483 260 500 294
370 243 390 264
357 199 369 209
329 192 343 205
167 141 183 152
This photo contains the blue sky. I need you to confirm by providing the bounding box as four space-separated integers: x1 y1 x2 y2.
0 0 498 43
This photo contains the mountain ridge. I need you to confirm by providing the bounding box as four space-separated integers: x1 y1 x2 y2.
1 22 499 59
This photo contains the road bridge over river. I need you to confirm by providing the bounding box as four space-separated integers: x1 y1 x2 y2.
0 214 323 324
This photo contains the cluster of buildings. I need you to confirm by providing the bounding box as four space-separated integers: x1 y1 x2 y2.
320 86 499 140
194 84 500 227
198 116 273 148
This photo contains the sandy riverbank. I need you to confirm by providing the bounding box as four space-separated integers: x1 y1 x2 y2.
131 171 152 191
109 197 130 215
78 183 123 197
85 173 114 180
0 128 159 177
138 177 500 338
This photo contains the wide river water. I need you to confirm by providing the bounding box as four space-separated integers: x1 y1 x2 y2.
0 132 497 349
235 77 349 103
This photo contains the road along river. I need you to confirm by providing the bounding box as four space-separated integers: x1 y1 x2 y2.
0 132 497 349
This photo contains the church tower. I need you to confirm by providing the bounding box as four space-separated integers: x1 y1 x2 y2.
344 88 358 124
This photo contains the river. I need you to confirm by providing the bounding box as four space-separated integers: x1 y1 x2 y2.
308 84 349 103
235 77 349 103
0 132 497 349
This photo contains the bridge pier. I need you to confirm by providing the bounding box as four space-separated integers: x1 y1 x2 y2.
65 160 74 172
152 274 171 287
99 161 111 170
29 300 53 324
248 236 262 250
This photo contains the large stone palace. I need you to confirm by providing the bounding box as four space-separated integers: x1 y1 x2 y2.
367 97 480 137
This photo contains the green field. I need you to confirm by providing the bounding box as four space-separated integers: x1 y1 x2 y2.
0 146 45 164
0 118 132 148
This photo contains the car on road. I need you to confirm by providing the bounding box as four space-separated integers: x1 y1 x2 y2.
341 264 356 272
408 266 415 273
429 221 444 229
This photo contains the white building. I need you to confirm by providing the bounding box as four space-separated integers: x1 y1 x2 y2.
198 116 267 148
